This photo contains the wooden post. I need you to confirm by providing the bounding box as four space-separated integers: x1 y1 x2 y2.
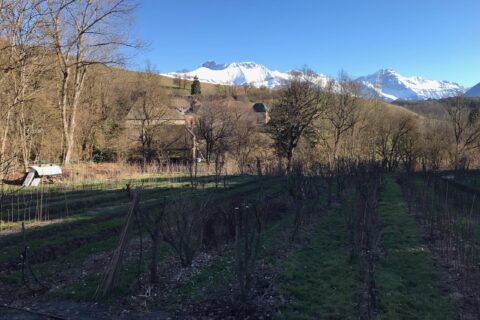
95 188 141 298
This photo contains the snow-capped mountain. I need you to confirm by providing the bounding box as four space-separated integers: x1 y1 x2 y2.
357 68 464 102
164 61 329 88
164 62 467 102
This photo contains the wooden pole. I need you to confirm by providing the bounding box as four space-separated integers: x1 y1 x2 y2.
95 188 141 298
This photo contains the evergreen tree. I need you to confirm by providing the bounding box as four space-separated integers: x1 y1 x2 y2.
191 76 201 95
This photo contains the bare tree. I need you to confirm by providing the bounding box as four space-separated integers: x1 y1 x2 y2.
268 71 329 173
443 96 480 169
417 119 448 173
373 111 416 171
159 197 210 267
0 0 47 174
42 0 139 163
231 116 260 174
128 67 169 170
195 100 237 164
316 72 361 168
398 126 419 172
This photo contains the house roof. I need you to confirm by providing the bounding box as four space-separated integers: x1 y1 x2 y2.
126 98 186 121
126 96 267 125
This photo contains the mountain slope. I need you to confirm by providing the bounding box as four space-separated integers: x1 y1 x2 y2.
164 61 329 88
465 82 480 97
357 68 464 102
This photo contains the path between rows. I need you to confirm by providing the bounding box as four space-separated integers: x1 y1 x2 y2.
277 176 457 319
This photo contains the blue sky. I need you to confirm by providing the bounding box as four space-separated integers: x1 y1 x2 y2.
128 0 480 87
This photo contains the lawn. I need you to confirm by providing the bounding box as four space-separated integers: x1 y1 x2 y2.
376 177 456 319
276 193 360 320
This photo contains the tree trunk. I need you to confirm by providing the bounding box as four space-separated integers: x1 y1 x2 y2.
286 149 294 174
0 108 13 179
62 67 87 164
60 70 71 162
18 96 30 171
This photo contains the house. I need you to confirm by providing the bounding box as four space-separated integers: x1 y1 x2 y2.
124 97 194 162
124 96 271 162
125 99 187 126
204 99 270 128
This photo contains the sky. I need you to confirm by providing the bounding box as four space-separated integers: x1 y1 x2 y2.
127 0 480 87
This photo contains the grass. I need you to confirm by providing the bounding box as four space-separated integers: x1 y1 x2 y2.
376 176 456 320
0 176 263 267
0 175 254 226
0 176 282 301
0 216 126 265
276 195 359 320
0 175 260 237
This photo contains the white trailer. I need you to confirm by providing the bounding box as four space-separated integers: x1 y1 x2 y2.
22 165 63 186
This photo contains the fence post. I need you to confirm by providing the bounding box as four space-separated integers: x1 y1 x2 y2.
95 188 141 298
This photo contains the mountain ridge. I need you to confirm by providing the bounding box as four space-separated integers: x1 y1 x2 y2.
357 68 464 102
163 61 467 101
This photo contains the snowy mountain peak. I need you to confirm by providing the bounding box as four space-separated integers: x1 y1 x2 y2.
164 61 332 89
165 61 293 88
164 62 466 101
357 68 464 102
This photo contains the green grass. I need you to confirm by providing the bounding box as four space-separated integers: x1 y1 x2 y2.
0 175 254 225
376 177 456 320
276 196 359 320
0 176 282 300
0 175 259 236
0 216 126 264
0 177 263 267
